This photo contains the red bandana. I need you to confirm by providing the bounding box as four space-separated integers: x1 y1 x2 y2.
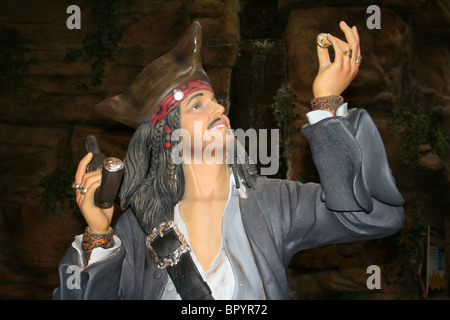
151 80 214 125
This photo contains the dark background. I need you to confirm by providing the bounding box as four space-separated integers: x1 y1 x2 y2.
0 0 448 299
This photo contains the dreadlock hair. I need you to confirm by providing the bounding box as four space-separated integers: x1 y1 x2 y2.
119 106 183 234
231 136 258 193
119 106 258 235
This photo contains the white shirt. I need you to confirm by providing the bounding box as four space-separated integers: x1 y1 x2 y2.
162 194 236 299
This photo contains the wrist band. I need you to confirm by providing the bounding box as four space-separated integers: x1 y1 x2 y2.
311 95 344 116
81 227 114 266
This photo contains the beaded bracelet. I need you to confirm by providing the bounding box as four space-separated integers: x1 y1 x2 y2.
310 95 344 116
81 227 115 266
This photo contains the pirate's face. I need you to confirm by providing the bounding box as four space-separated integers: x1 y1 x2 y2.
180 89 232 159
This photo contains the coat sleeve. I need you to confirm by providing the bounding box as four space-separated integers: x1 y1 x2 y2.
278 181 404 265
52 242 125 299
300 108 404 213
51 213 137 300
53 210 164 300
256 108 405 266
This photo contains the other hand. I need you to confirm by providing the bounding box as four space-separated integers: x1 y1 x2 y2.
312 21 361 98
74 152 114 233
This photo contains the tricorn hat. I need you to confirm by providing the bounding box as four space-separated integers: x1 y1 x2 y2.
95 21 211 128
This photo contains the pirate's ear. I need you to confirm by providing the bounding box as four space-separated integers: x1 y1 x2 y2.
119 120 154 210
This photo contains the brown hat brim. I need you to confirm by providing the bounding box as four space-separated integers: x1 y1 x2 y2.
95 21 211 128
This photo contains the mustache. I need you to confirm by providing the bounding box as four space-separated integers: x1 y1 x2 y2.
207 117 224 130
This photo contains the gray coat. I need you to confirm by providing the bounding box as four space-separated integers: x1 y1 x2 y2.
53 109 405 300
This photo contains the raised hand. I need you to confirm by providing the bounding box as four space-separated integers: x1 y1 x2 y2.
312 21 361 99
74 152 114 234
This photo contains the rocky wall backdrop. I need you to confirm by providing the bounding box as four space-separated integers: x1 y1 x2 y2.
0 0 448 299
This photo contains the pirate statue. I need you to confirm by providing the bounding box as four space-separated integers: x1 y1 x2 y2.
54 21 405 299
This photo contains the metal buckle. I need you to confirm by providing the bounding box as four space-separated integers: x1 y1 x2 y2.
146 221 191 269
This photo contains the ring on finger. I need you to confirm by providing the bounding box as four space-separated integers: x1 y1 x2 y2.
356 55 362 65
343 49 353 59
72 182 80 190
78 186 87 194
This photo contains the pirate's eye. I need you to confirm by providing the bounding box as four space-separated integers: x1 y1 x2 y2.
192 104 201 110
